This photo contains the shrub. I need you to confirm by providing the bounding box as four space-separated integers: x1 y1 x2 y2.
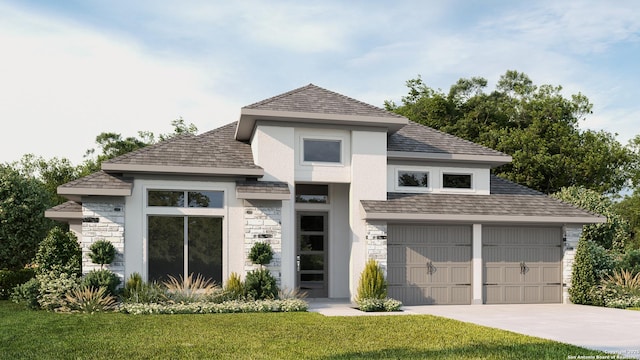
35 227 81 276
121 281 167 304
249 242 274 266
356 259 387 301
618 249 640 275
62 286 117 313
88 240 116 269
277 287 308 300
124 272 143 295
0 268 36 299
37 271 81 311
84 269 121 296
244 269 277 300
119 299 308 315
569 239 614 305
357 298 403 312
163 273 220 303
10 277 41 309
224 272 245 300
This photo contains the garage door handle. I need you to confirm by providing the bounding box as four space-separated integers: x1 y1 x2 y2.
455 284 471 286
546 283 561 285
483 283 498 286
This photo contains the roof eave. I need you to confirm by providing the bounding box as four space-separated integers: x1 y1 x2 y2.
362 211 606 225
387 151 512 167
236 108 408 141
102 163 264 177
57 187 132 197
236 192 291 200
44 210 82 221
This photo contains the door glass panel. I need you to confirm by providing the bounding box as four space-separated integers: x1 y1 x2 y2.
300 235 324 251
300 215 324 232
295 184 329 203
148 216 184 283
188 217 223 284
300 254 324 270
301 274 324 282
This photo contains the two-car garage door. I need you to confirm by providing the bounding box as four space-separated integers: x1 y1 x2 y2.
387 225 562 305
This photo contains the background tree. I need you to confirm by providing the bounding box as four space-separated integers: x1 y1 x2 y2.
387 71 635 195
0 165 54 269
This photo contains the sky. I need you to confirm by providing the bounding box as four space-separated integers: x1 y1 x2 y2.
1 0 639 165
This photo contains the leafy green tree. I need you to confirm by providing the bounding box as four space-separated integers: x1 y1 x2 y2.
387 71 635 195
615 190 640 249
0 165 54 270
35 227 82 276
552 186 631 251
13 154 81 205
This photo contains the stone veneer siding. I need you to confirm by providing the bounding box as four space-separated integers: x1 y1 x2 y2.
365 222 388 276
81 199 125 281
243 200 282 285
563 225 583 304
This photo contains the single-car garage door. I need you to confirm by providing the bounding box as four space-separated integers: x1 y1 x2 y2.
388 225 472 305
483 226 562 304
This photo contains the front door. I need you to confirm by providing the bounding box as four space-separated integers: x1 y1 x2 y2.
297 212 328 298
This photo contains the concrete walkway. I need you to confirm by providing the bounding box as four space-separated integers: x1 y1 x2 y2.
308 300 640 357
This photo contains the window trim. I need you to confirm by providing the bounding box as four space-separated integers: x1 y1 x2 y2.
394 169 432 193
300 136 344 166
441 172 474 192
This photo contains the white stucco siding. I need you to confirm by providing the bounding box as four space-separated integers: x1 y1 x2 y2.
387 162 491 195
294 128 351 183
349 130 388 298
124 179 242 284
329 184 350 298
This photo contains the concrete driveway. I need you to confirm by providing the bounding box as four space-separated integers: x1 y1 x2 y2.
309 301 640 357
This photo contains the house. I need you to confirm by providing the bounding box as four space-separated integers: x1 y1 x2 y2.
45 84 605 305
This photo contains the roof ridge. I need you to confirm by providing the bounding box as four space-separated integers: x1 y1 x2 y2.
242 84 314 109
407 120 510 156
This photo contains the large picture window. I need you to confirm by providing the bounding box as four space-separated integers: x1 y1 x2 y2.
148 216 222 283
303 139 341 163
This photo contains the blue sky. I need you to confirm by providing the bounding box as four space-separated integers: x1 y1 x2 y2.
1 0 639 165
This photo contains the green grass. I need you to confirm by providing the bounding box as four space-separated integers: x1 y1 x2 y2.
0 301 603 359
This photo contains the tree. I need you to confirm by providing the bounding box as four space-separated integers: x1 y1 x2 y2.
387 71 635 195
0 165 54 269
552 186 631 251
13 154 81 205
615 191 640 249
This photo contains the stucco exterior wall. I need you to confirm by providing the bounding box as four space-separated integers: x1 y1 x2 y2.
81 198 125 281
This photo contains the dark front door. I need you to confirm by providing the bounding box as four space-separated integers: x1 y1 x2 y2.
297 212 328 298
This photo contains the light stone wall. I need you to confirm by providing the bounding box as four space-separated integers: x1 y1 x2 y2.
365 222 388 276
563 225 583 304
243 200 282 285
81 198 125 282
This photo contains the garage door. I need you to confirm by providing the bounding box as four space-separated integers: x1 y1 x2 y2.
388 225 472 305
483 226 562 304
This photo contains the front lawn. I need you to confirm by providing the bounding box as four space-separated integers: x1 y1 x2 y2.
0 301 603 359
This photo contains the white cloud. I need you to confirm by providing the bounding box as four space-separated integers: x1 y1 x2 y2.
0 4 239 164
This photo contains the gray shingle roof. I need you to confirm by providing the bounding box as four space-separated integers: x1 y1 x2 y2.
58 171 132 191
236 181 290 195
104 122 260 171
47 200 82 213
44 200 82 220
244 83 405 119
361 175 603 222
388 121 508 157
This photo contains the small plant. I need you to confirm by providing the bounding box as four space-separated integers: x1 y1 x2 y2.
88 240 116 269
63 286 117 313
123 272 143 297
356 259 387 301
35 227 82 276
84 269 121 296
603 269 640 291
121 281 167 304
356 298 403 312
163 273 219 303
10 277 41 309
249 242 274 267
223 272 245 300
244 269 277 300
618 249 640 275
277 287 308 300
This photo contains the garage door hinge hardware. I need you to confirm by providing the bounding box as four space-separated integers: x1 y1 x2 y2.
455 284 471 286
484 283 498 286
546 283 561 286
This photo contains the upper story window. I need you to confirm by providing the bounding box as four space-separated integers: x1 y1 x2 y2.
303 139 341 163
397 171 429 188
295 184 329 203
148 190 224 208
442 173 472 189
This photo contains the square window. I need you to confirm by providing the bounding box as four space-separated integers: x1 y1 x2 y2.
148 191 184 207
303 139 341 163
398 171 429 188
188 191 224 208
443 174 472 189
